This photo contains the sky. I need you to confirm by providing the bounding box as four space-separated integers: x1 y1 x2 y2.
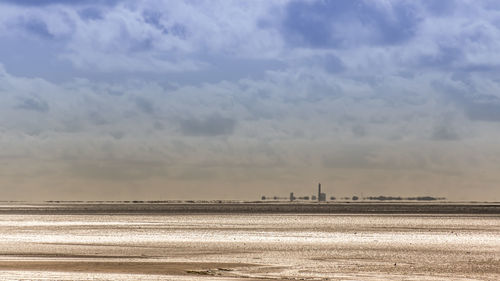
1 0 500 201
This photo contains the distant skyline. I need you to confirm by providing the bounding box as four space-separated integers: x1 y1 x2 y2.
1 0 500 201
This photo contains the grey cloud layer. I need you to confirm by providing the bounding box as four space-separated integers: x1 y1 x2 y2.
282 0 420 48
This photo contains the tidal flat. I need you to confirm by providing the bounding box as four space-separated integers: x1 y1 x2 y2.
0 203 498 280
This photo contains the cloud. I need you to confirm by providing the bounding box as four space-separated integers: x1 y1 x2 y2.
0 0 284 75
78 7 104 20
421 0 457 15
463 97 500 122
1 0 500 81
320 54 345 73
179 115 236 137
433 79 500 122
281 0 420 48
16 97 50 112
21 17 54 39
431 125 460 141
0 0 119 6
134 97 154 114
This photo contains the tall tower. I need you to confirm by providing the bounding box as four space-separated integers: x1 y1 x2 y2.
318 182 326 202
318 183 321 202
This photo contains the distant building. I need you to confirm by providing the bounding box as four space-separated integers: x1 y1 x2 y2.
290 192 295 201
318 183 326 202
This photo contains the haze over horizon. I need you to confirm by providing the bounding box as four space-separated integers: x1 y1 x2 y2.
1 0 500 201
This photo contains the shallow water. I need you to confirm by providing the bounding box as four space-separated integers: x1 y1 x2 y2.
0 211 498 280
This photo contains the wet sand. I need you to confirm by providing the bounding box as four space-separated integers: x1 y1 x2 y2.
0 203 498 280
0 261 256 278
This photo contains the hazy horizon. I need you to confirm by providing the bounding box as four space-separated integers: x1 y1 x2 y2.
1 1 500 201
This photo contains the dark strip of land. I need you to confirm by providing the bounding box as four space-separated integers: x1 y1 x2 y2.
0 202 499 214
0 261 255 277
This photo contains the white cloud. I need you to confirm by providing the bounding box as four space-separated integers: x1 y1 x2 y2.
0 0 286 73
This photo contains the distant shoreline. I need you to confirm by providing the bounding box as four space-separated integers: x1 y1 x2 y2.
0 202 499 215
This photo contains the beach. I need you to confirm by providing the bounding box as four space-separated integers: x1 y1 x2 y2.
0 203 498 280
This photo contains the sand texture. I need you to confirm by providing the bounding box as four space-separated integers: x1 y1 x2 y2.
0 204 498 280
